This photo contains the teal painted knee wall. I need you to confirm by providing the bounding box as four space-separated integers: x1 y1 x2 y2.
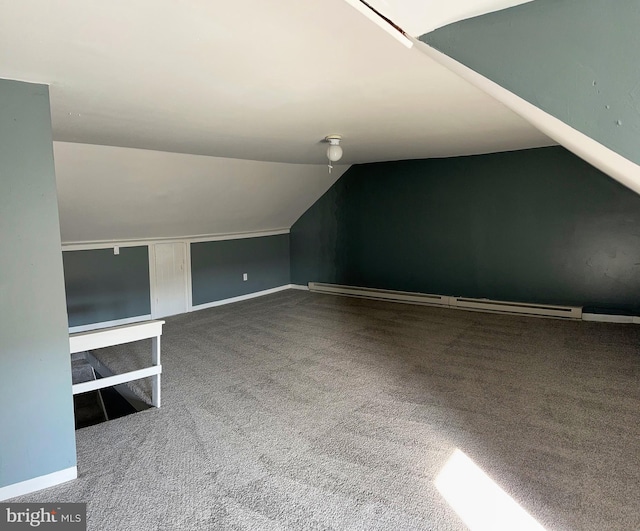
0 79 76 490
191 234 290 306
63 246 151 327
290 147 640 314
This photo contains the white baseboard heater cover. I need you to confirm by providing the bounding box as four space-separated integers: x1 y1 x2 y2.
308 283 582 320
450 297 582 319
308 282 450 307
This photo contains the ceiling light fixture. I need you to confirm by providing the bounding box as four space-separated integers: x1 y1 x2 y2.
325 135 343 173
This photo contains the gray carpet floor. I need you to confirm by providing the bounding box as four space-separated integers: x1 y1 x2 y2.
13 290 640 530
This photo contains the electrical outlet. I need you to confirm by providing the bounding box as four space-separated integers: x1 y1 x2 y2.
114 245 119 255
243 273 248 281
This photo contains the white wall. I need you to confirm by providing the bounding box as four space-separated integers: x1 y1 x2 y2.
54 142 348 243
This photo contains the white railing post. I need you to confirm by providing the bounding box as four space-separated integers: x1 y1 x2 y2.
151 335 161 408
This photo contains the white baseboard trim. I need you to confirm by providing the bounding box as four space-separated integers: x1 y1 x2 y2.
582 313 637 324
191 285 293 311
289 284 310 291
69 314 152 334
0 466 77 501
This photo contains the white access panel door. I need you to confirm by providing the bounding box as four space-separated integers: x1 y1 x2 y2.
152 242 188 318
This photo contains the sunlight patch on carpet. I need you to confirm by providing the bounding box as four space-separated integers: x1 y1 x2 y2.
435 449 545 531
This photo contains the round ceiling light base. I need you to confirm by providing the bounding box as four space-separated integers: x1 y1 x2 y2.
325 135 343 164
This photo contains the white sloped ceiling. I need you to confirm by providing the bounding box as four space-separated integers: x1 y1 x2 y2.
0 1 551 242
54 142 347 243
0 1 549 165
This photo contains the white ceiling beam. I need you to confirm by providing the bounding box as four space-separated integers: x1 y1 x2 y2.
341 0 413 48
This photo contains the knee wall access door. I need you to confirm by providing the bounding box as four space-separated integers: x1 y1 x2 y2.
151 242 188 318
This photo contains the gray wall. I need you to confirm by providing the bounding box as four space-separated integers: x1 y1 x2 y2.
63 247 151 327
422 0 640 166
291 147 640 314
0 79 76 489
191 235 290 305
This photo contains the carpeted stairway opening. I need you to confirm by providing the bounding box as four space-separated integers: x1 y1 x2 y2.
71 352 149 429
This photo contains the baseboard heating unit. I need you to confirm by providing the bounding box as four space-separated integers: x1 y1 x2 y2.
450 297 582 319
308 283 449 307
307 282 582 320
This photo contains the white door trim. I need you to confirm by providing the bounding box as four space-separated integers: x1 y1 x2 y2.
185 241 193 312
149 243 157 318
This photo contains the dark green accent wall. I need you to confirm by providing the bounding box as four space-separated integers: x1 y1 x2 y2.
0 79 76 488
63 247 151 327
422 0 640 166
291 147 640 314
191 235 290 305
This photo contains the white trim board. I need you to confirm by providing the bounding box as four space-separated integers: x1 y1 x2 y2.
191 285 294 311
69 314 152 334
185 241 193 310
69 320 164 354
413 40 640 197
72 366 161 395
67 286 297 334
62 228 290 251
342 0 413 48
0 467 77 501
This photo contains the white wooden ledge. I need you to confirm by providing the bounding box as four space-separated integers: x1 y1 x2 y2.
69 320 165 407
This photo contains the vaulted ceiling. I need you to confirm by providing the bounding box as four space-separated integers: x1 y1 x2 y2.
0 0 550 165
